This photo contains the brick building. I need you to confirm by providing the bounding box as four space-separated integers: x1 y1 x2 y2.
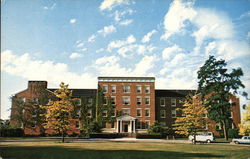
10 77 241 136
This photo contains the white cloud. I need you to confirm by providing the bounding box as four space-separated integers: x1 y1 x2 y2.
162 44 183 60
69 53 83 59
161 0 196 40
99 0 131 11
88 34 97 43
117 44 156 57
43 3 56 10
1 50 96 88
113 9 134 22
94 55 157 76
141 29 157 43
107 35 136 52
97 25 116 36
70 18 77 24
96 48 105 53
119 19 133 26
248 32 250 39
76 42 84 48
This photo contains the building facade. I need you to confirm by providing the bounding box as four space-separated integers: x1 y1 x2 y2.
10 77 241 136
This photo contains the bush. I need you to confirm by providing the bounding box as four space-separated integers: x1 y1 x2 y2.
228 129 239 138
148 121 171 136
89 133 125 138
0 128 24 137
136 133 163 139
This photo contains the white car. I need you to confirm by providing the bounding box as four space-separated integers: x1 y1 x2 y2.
232 136 250 144
188 132 215 143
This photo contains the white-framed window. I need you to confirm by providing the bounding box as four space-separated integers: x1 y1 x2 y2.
145 109 150 117
160 98 165 107
102 110 108 117
145 97 150 105
75 120 80 129
171 110 176 118
122 109 130 115
111 109 116 117
111 85 116 93
136 85 142 93
160 110 166 118
136 121 142 129
171 98 176 107
76 108 80 117
111 121 115 128
136 109 142 117
123 85 131 93
31 121 36 128
145 86 150 94
103 97 108 105
87 109 92 117
122 96 130 105
145 121 150 129
230 111 233 118
111 96 116 105
21 97 26 102
160 122 166 126
76 99 81 105
136 96 142 105
87 98 93 104
103 85 108 93
34 98 39 104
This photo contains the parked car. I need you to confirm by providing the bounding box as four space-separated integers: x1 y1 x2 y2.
232 136 250 144
188 132 215 143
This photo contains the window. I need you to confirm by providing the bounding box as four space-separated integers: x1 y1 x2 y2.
32 109 37 117
171 110 176 118
76 108 80 117
160 110 166 118
230 112 233 118
75 120 80 129
122 109 130 115
87 98 93 104
111 109 116 117
102 110 107 117
102 121 106 128
136 121 142 129
160 122 166 126
111 96 116 105
21 97 26 102
160 98 165 107
87 109 92 117
171 98 176 107
145 97 150 105
136 109 142 117
123 85 131 93
76 99 81 105
145 86 150 94
34 98 39 104
136 86 142 93
145 109 150 117
111 85 116 93
145 121 150 129
103 97 108 105
103 85 108 93
111 121 115 128
136 97 141 105
122 96 130 105
31 122 36 128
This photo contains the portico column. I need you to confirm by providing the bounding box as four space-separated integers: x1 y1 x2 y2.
120 120 123 133
130 120 132 133
133 120 136 133
117 120 119 133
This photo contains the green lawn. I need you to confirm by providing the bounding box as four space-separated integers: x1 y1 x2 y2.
0 141 249 159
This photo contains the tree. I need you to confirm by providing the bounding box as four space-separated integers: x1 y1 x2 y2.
174 94 207 144
42 82 74 142
239 104 250 136
197 55 247 140
148 121 170 136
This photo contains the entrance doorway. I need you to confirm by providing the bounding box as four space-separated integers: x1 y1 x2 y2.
123 121 129 133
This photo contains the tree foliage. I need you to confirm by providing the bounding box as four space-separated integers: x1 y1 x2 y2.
42 82 74 142
174 94 207 141
197 55 246 140
239 104 250 136
148 121 170 135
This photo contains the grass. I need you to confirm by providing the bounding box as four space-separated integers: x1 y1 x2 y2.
0 141 249 159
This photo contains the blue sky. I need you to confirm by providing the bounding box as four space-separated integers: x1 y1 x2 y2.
1 0 250 119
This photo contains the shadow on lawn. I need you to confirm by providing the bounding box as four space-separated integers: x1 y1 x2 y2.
0 145 224 159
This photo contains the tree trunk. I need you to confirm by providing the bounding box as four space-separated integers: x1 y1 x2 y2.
194 134 196 145
62 131 65 143
222 120 228 141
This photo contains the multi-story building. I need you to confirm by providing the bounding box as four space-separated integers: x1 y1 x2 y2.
10 77 241 136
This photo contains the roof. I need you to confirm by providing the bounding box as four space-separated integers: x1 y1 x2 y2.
98 76 155 82
117 115 136 121
155 89 196 97
48 89 96 97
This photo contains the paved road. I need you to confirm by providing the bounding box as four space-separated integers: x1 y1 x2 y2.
0 138 249 146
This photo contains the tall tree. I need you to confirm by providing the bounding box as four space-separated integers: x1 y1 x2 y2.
42 82 74 142
174 94 207 144
239 104 250 136
197 55 246 140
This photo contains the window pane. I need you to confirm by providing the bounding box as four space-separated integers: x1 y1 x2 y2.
171 98 176 107
145 109 150 117
145 86 150 93
122 97 130 105
137 109 142 117
137 97 141 105
103 85 108 93
123 85 131 93
160 98 165 106
136 86 142 93
145 97 150 105
111 85 116 93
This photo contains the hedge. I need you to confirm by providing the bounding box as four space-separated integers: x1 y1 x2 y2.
89 133 126 138
136 133 163 139
0 128 24 137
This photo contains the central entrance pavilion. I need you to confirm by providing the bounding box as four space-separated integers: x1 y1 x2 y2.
116 115 136 133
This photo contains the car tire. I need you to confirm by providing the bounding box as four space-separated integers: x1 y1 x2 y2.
206 139 211 143
234 141 239 144
192 139 195 143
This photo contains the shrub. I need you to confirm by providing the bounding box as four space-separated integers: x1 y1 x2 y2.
148 121 171 136
89 133 125 138
136 133 163 139
228 129 239 138
0 128 24 137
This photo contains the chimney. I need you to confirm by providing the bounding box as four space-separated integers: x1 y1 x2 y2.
28 81 48 91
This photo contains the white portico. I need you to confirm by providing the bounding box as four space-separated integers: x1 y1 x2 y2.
117 115 136 133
